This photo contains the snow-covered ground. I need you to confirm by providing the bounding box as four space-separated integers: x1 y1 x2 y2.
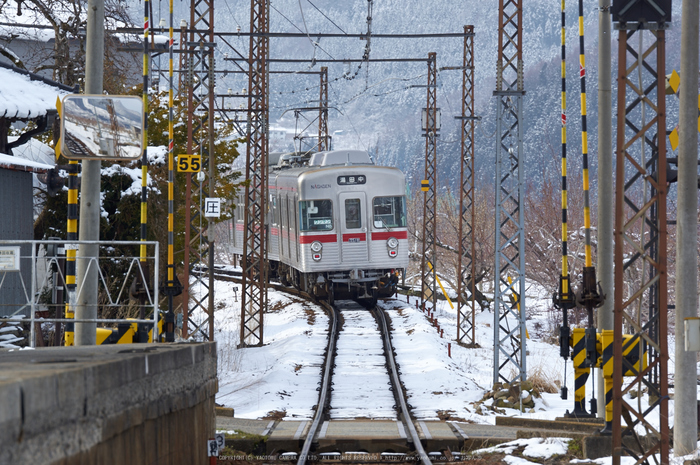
191 276 700 462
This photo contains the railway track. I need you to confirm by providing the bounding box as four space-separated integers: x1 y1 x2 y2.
298 299 430 465
211 270 431 464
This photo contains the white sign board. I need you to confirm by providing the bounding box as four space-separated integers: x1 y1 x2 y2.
204 198 222 218
215 433 225 450
0 247 21 272
207 439 219 457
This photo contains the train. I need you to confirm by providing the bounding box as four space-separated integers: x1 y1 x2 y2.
230 150 408 305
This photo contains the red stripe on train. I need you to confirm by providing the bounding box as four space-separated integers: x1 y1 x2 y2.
299 234 338 244
371 231 408 241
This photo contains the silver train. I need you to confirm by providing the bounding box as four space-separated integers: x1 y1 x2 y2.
231 150 408 304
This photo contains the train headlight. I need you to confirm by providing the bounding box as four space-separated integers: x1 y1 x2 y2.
387 237 399 258
310 241 323 252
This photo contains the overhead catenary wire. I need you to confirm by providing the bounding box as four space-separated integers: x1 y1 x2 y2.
306 0 347 35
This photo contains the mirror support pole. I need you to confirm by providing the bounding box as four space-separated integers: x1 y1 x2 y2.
75 0 105 346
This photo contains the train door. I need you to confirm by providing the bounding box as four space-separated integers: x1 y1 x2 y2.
293 194 300 262
339 192 369 264
279 194 285 258
285 196 292 260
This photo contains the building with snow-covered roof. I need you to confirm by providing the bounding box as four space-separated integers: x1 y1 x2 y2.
0 62 70 317
0 60 76 155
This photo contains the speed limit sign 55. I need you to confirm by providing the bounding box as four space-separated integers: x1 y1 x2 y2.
177 154 202 172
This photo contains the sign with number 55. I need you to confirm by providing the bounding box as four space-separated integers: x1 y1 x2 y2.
177 154 202 172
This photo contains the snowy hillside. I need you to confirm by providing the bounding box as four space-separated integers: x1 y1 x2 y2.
184 0 685 190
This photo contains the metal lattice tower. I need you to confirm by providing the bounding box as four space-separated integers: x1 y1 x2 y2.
239 0 269 347
420 53 438 312
493 0 527 385
456 26 477 347
612 26 669 465
318 66 329 151
182 0 216 340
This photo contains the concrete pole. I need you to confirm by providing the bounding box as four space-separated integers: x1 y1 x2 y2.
75 0 104 345
674 0 699 454
595 0 613 417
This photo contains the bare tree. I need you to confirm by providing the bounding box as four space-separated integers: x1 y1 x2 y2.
1 0 136 91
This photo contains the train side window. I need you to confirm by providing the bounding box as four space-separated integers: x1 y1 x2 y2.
373 196 407 228
344 199 362 229
299 199 333 231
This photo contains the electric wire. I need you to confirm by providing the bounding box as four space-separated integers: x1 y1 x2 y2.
269 3 335 60
306 0 347 34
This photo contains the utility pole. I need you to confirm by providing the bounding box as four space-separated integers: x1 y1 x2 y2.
456 26 478 347
420 52 438 313
318 66 329 151
611 0 670 460
493 0 527 385
239 0 269 347
182 0 216 341
74 0 104 345
595 0 613 418
673 0 699 453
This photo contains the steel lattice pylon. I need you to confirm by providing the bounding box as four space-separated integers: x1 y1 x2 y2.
318 66 329 151
182 0 216 341
457 26 478 347
493 0 527 385
239 0 269 347
611 26 669 465
420 52 438 311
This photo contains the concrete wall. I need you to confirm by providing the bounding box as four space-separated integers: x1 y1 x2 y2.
0 342 217 464
0 168 33 317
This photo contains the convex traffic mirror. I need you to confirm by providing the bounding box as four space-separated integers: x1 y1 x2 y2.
61 95 143 160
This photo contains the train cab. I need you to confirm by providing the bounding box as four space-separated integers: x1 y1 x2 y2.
273 150 408 302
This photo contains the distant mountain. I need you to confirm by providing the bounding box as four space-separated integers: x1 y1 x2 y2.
149 0 684 192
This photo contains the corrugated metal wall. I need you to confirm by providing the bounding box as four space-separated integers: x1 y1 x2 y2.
0 168 34 317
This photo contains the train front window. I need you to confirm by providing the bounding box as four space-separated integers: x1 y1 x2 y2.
300 199 333 231
345 199 362 229
373 196 406 229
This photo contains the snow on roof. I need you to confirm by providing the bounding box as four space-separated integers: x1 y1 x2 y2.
0 152 52 173
0 62 75 119
10 136 55 166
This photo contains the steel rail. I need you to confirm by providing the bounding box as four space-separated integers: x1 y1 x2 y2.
374 307 430 465
297 299 337 465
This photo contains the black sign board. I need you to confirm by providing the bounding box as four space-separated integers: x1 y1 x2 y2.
612 0 671 23
337 175 366 186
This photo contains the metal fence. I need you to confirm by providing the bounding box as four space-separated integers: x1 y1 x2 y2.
0 240 159 347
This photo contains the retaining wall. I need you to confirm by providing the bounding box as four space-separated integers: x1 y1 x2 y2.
0 342 217 464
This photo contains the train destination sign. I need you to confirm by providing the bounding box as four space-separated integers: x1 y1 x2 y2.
337 175 366 185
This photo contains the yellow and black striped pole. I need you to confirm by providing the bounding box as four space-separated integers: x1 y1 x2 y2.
576 0 603 321
601 330 614 434
134 0 153 333
56 96 78 346
64 159 79 346
160 0 181 342
569 328 592 417
553 0 576 400
141 0 150 264
576 0 603 399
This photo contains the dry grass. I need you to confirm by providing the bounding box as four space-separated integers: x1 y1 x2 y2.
527 363 560 394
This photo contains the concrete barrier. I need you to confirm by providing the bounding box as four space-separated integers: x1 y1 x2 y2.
0 342 217 464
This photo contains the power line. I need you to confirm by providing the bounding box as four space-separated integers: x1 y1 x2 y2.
268 3 336 60
306 0 347 35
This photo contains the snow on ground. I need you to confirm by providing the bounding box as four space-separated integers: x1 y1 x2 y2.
330 301 396 420
205 280 328 419
191 274 700 461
